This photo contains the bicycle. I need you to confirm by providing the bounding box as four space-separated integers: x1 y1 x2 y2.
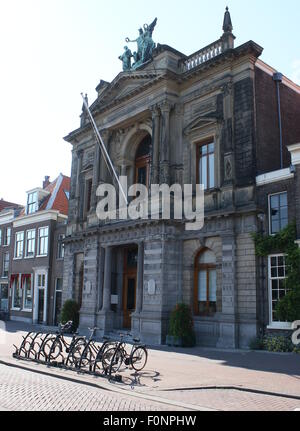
102 333 148 376
42 321 86 366
76 327 100 372
92 336 119 375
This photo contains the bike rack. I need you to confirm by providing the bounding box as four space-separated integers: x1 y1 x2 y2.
12 328 145 383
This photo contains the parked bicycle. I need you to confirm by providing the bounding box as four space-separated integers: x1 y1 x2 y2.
41 321 86 366
102 333 148 376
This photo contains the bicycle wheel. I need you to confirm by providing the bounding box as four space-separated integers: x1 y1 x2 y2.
43 338 62 361
69 338 87 366
102 347 123 374
131 346 148 371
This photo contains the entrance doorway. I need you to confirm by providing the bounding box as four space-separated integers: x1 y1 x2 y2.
38 289 45 324
0 283 8 312
123 247 137 329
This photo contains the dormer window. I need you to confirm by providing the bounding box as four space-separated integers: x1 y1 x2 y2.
27 192 38 214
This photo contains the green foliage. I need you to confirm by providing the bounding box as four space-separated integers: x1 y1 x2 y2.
252 223 300 322
168 303 196 347
249 334 300 353
60 300 80 332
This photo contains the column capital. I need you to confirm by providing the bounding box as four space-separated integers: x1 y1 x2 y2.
159 100 173 113
150 104 161 118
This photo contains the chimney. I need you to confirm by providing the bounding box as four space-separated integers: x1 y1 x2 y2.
43 176 50 189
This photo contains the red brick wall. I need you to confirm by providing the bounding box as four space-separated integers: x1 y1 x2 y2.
255 66 300 175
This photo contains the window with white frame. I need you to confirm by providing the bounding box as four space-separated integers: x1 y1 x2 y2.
268 255 289 324
25 229 36 258
2 252 9 278
197 140 215 190
4 227 11 246
269 192 288 235
38 227 49 256
37 273 46 288
57 234 65 259
22 274 32 310
12 275 21 309
27 192 38 214
14 232 24 259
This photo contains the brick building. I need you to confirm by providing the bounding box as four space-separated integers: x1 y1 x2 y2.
0 174 70 325
62 8 300 347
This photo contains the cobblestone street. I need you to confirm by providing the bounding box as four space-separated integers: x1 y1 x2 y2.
0 364 183 412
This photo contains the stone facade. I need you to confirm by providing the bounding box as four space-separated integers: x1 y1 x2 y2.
62 10 300 348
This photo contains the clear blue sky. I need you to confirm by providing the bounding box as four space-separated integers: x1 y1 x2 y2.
0 0 299 204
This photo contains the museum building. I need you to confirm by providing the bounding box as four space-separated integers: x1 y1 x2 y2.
62 9 300 348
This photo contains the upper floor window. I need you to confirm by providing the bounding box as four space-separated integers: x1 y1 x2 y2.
2 252 9 278
0 229 2 246
25 229 36 258
4 227 11 246
38 227 49 256
27 192 38 214
14 231 24 259
85 178 93 214
197 140 215 190
135 135 151 188
269 192 288 235
57 234 65 259
194 248 217 316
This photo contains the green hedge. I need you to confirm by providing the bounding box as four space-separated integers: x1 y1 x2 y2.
60 300 80 332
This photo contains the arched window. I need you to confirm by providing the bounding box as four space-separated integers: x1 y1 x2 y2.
194 248 217 316
135 135 151 188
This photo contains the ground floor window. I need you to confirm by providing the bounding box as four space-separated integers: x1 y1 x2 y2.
268 255 289 324
11 275 21 309
194 248 217 316
54 278 63 325
22 274 33 310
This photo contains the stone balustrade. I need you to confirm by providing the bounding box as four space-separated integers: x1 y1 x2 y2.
180 39 223 72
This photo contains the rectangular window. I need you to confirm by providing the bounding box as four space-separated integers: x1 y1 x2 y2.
25 229 36 258
2 252 9 278
268 255 289 324
22 275 32 310
38 227 49 256
12 275 21 309
4 227 11 246
0 229 2 246
197 141 215 190
85 179 93 214
14 232 24 259
27 192 37 214
57 234 65 259
269 192 288 235
197 268 217 315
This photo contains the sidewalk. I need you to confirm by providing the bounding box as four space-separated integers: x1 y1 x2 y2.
1 321 300 410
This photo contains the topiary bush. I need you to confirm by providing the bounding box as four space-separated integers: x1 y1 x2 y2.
168 303 196 348
60 300 80 332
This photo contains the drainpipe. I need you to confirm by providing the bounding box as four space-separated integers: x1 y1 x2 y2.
273 72 283 169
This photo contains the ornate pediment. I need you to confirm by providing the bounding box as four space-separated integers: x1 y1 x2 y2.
91 72 160 110
183 115 219 136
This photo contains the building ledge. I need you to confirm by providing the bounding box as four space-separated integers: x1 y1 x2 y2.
267 323 292 331
256 168 294 186
288 143 300 166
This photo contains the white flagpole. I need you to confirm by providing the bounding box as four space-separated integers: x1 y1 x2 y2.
81 93 128 205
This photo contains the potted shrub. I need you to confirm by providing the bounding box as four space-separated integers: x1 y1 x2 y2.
60 300 80 333
167 303 196 348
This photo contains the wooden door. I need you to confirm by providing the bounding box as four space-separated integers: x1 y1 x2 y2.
123 273 137 329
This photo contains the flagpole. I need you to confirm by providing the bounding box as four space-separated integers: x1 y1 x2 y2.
81 93 128 205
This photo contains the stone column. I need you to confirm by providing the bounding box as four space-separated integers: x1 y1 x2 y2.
217 233 238 349
150 106 161 184
135 242 144 313
91 144 100 211
75 150 83 199
99 130 110 184
102 246 112 311
97 247 105 311
160 101 172 185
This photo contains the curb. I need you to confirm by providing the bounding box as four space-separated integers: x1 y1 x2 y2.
0 358 217 412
